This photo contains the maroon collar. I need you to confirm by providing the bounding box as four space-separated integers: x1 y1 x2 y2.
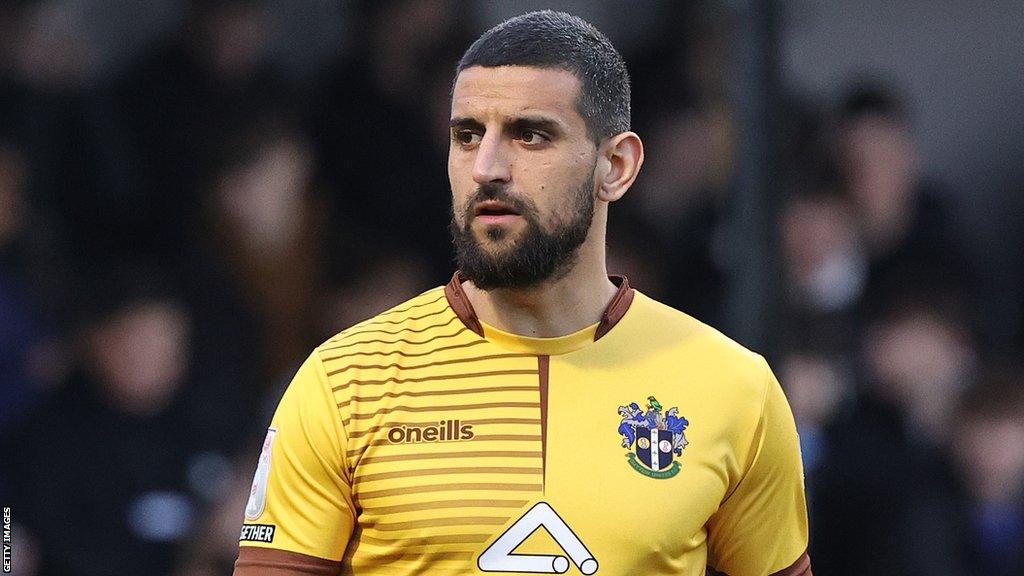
444 271 635 341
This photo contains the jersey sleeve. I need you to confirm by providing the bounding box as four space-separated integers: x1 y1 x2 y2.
235 351 355 574
706 363 811 576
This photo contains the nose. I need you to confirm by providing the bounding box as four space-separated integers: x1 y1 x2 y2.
471 132 511 185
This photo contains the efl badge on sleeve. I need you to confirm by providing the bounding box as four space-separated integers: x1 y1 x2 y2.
617 396 688 479
245 427 277 520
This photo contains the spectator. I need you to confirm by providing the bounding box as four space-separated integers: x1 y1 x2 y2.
0 141 68 441
778 352 851 478
0 0 124 261
0 143 42 433
835 83 977 319
201 117 327 386
6 263 240 576
779 180 867 354
952 370 1024 576
106 0 294 257
811 293 976 575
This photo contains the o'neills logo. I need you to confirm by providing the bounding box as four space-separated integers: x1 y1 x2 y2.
387 420 474 444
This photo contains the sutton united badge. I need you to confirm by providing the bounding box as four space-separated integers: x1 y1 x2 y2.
617 396 689 479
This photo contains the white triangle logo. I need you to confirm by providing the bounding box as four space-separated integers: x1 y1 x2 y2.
478 502 598 574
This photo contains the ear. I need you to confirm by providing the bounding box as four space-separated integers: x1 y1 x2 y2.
595 132 644 203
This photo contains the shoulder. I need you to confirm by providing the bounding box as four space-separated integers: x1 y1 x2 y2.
311 286 453 359
304 285 481 396
624 291 773 408
272 286 457 431
628 291 769 372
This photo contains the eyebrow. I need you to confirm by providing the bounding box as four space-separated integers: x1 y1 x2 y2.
507 116 565 137
450 117 485 131
449 115 567 137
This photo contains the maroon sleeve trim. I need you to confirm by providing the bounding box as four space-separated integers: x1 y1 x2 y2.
233 547 342 576
769 550 812 576
707 550 812 576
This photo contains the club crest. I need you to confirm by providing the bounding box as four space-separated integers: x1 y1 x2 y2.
617 396 689 479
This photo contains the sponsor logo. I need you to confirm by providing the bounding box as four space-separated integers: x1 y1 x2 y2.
239 524 276 543
386 420 474 444
617 396 689 479
245 428 277 520
478 502 597 574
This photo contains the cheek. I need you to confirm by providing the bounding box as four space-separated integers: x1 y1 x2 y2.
537 165 592 215
450 185 472 217
448 156 471 219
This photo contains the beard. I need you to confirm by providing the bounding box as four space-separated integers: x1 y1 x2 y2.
450 173 596 291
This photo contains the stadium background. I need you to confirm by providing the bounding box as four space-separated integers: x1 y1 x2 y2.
1 1 1023 574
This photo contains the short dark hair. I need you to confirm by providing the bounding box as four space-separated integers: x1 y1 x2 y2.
457 10 630 142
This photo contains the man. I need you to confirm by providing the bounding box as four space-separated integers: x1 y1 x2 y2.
234 11 810 576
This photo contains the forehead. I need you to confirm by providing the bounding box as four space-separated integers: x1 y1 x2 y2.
451 65 583 125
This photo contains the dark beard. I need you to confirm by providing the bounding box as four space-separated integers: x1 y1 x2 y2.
450 174 595 291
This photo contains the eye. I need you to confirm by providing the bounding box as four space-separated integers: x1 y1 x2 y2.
454 130 482 146
517 130 549 145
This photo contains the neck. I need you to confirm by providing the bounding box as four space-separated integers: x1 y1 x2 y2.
462 222 617 338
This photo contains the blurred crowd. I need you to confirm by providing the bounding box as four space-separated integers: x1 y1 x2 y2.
1 1 1022 575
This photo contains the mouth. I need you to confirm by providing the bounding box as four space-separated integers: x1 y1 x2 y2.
472 200 522 224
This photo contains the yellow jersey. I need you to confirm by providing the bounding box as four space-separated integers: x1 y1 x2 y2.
235 273 811 576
